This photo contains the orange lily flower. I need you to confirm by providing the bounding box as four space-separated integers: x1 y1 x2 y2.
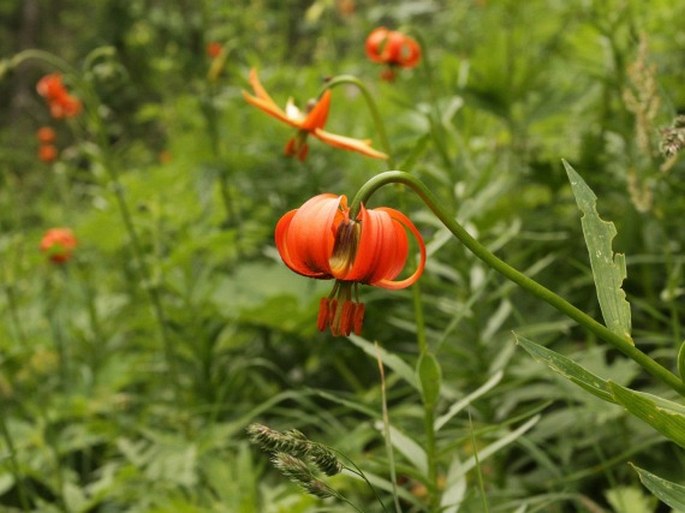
365 27 421 81
40 227 77 264
36 73 82 119
39 144 58 163
242 69 388 161
36 126 57 144
275 194 425 336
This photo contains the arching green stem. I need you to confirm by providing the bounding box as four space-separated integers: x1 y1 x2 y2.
322 75 395 168
351 171 685 397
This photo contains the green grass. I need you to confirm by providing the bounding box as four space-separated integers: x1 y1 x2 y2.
2 0 685 511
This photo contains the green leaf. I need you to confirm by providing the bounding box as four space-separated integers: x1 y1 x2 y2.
348 335 419 390
631 464 685 512
435 370 503 431
608 382 685 448
417 352 442 408
375 422 428 476
605 486 656 513
678 340 685 382
440 455 467 513
453 415 541 479
515 334 615 403
563 160 632 340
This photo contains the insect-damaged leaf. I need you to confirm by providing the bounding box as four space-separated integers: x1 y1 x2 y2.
564 160 632 341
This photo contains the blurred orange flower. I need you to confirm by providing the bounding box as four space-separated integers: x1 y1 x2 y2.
365 27 421 81
275 194 425 335
36 73 82 119
40 228 77 264
36 126 56 144
206 41 222 58
243 69 388 161
39 145 58 163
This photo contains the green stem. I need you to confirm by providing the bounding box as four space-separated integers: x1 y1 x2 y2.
422 391 438 510
322 75 395 168
0 414 30 511
45 271 69 391
375 342 403 513
4 283 27 345
352 171 685 397
412 285 427 353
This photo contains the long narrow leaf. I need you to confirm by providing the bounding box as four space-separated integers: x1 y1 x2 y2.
375 422 428 476
631 464 685 511
515 334 615 403
435 370 503 431
608 382 685 448
453 415 540 479
348 334 419 390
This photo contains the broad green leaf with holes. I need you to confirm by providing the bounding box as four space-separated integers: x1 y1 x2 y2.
563 160 632 341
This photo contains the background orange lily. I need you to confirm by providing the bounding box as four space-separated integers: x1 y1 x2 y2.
242 69 388 161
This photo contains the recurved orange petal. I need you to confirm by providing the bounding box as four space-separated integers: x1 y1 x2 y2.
365 27 390 63
248 68 277 105
398 36 421 68
243 91 301 129
313 128 388 159
372 207 426 290
343 205 408 284
275 194 348 278
300 90 331 131
243 69 304 129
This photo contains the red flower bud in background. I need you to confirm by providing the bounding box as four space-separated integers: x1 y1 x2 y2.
40 228 77 264
275 194 425 336
365 27 421 81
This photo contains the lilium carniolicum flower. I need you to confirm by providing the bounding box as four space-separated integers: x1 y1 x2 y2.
242 69 388 161
36 73 82 119
40 227 77 264
365 27 421 81
275 194 425 336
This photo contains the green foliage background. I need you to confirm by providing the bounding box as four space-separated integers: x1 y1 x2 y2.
2 0 685 511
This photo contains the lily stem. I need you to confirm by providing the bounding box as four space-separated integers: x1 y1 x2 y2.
323 75 395 169
351 171 685 397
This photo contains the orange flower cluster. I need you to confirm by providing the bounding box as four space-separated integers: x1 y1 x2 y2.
365 27 421 81
275 194 425 336
40 228 77 264
36 126 58 163
36 73 82 119
243 69 388 161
